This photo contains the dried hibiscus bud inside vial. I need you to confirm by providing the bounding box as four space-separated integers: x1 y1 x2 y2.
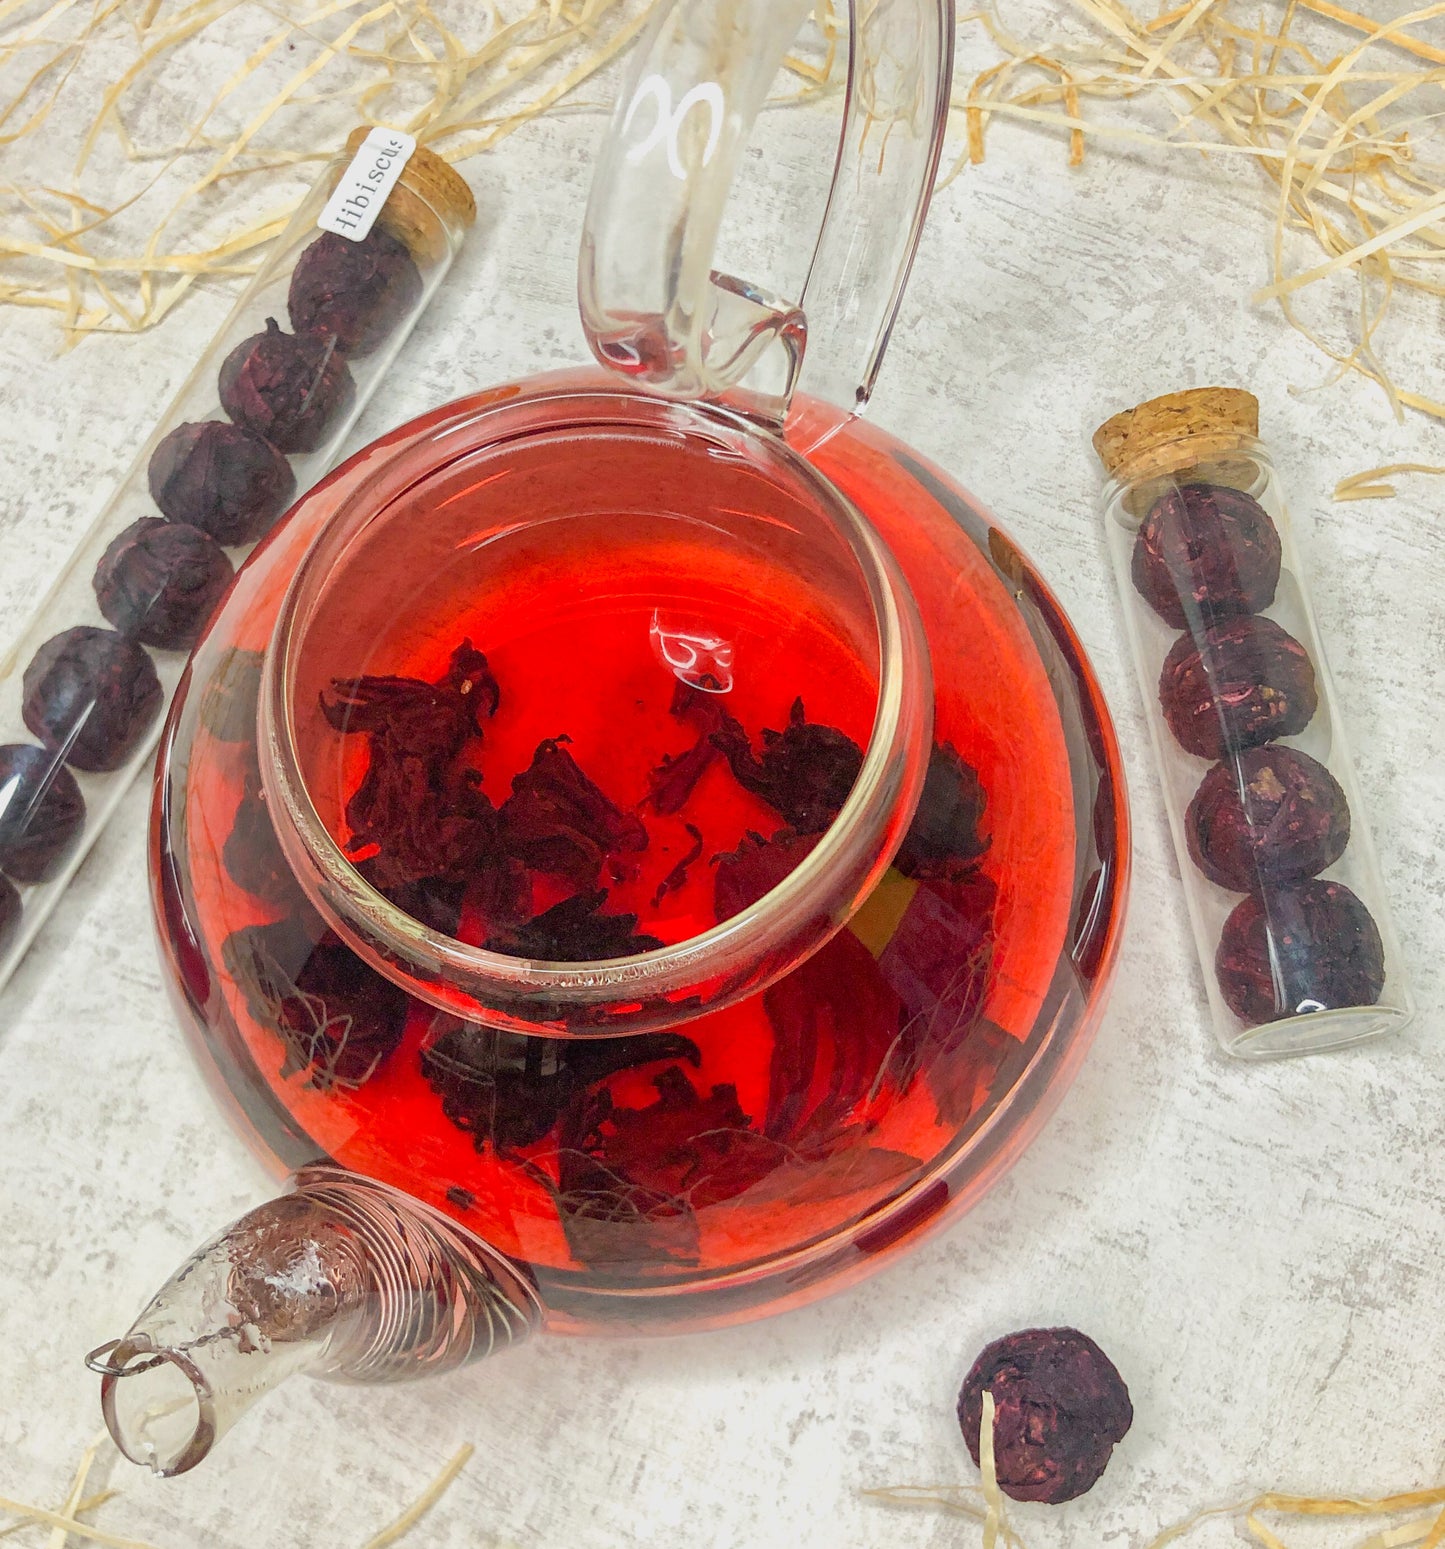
22 626 163 773
1186 746 1349 891
1094 387 1412 1057
219 319 356 454
288 227 423 357
94 518 234 650
148 422 296 545
0 744 86 885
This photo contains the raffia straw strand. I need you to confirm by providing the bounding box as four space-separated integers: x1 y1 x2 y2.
359 1444 475 1549
0 1498 161 1549
1334 462 1445 499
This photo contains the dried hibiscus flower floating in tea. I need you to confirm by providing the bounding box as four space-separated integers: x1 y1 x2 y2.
958 1326 1133 1504
1094 386 1411 1055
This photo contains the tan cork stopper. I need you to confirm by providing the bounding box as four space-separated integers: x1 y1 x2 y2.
1093 388 1259 485
341 127 476 262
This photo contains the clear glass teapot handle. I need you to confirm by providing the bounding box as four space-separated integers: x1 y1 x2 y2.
578 0 955 429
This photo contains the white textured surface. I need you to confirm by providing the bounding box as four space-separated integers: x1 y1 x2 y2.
2 27 1444 1549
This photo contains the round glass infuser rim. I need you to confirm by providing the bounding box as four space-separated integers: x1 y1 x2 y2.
260 387 929 1005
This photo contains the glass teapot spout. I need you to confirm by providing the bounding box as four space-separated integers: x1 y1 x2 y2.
87 1168 540 1476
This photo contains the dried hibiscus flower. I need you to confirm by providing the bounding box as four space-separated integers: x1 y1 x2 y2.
713 828 821 923
348 754 496 890
421 1022 699 1152
556 1066 774 1270
287 227 422 358
0 743 86 886
224 919 410 1088
712 697 863 833
651 823 704 909
645 682 726 814
1216 879 1385 1025
148 421 295 545
485 889 662 962
322 640 499 760
499 739 647 885
895 743 990 880
369 870 467 938
93 518 234 651
763 927 903 1142
958 1327 1132 1504
879 871 999 1120
1186 746 1349 892
1132 481 1281 629
219 318 355 454
1158 615 1317 760
22 625 163 772
223 766 298 910
322 642 501 887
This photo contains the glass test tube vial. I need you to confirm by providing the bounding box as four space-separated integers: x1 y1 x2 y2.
0 128 475 994
1093 388 1413 1059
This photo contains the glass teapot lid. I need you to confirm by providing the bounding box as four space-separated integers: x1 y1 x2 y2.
579 0 954 429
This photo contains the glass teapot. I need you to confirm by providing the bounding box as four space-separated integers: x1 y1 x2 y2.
89 0 1128 1476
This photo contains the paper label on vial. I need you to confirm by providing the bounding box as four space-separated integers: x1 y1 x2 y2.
317 128 417 242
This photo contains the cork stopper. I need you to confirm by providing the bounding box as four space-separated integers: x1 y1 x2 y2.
340 127 476 262
1093 388 1259 485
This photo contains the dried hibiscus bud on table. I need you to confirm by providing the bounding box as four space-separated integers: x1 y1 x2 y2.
219 318 355 454
1186 746 1349 891
499 739 647 885
712 696 863 833
1132 481 1281 629
1158 615 1317 759
0 744 86 885
93 518 234 651
148 421 296 545
288 227 423 357
22 626 163 772
1216 879 1385 1024
958 1327 1133 1504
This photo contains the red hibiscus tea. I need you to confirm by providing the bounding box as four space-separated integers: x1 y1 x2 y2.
161 391 1099 1327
